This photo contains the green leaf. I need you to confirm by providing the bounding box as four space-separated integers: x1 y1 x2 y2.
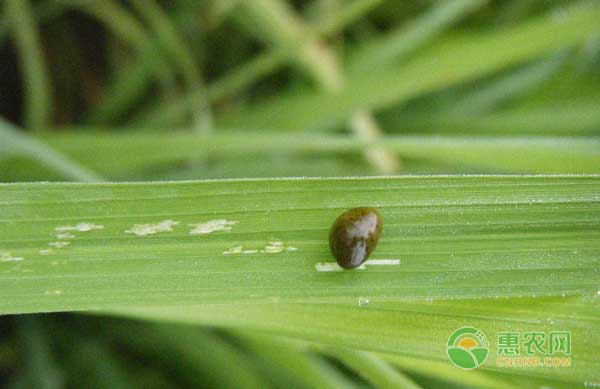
1 175 599 315
217 4 600 131
0 119 102 182
112 294 600 387
5 0 53 131
129 0 213 132
104 323 272 389
38 131 600 176
231 331 356 388
327 348 422 388
382 102 600 136
347 0 486 72
75 0 177 124
2 176 598 385
13 317 63 389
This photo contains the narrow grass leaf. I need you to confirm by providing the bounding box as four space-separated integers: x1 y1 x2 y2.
348 0 486 72
217 4 600 130
329 349 423 389
0 118 102 182
1 176 598 315
5 0 53 131
37 131 600 175
113 294 600 386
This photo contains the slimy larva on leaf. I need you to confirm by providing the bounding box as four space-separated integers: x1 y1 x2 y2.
329 207 383 269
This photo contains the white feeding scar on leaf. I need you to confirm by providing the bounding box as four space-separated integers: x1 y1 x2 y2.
364 259 401 265
56 223 104 232
56 233 75 240
262 240 285 253
49 241 70 248
223 246 243 255
39 249 54 256
315 259 398 272
189 219 238 235
1 252 24 262
125 220 179 236
223 240 297 255
44 290 63 295
315 262 366 272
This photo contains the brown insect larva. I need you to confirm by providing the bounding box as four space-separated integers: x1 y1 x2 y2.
329 207 383 269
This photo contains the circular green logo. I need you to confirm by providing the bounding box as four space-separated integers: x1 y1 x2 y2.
446 327 489 369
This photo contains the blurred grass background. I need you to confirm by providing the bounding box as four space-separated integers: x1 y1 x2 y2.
1 0 599 387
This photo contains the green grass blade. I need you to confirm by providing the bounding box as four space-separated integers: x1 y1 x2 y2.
240 0 343 91
217 4 600 130
0 0 87 45
83 45 165 126
0 119 102 182
1 175 599 315
5 0 53 131
343 0 487 174
37 131 600 175
75 0 177 124
132 0 384 128
1 176 599 385
379 353 560 388
348 0 486 72
232 331 356 388
383 102 600 136
74 0 147 51
328 349 423 388
313 0 385 36
239 0 399 173
14 317 63 389
446 51 568 115
112 294 600 386
131 49 289 128
129 0 213 132
62 339 136 389
105 323 271 389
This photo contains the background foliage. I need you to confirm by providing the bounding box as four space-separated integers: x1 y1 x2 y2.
1 0 599 387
